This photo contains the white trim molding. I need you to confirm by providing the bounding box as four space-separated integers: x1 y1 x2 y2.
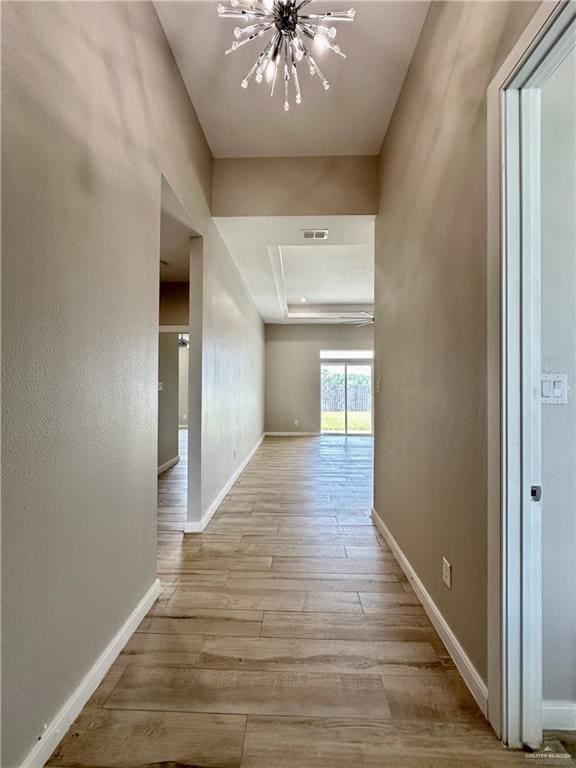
185 435 264 533
20 578 162 768
264 431 320 437
268 244 289 321
159 325 189 333
157 455 180 475
372 508 489 717
542 701 576 730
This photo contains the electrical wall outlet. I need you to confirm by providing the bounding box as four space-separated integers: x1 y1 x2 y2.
294 419 300 427
442 557 452 589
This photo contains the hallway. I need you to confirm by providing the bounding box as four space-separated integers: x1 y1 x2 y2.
6 1 576 763
48 437 528 767
157 428 188 535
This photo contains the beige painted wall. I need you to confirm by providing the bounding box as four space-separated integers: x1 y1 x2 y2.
265 324 374 433
541 49 576 704
159 282 189 326
158 333 180 468
1 3 264 765
213 156 379 217
199 237 265 510
373 1 539 682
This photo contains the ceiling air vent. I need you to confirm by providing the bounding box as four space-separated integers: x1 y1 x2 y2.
302 229 329 240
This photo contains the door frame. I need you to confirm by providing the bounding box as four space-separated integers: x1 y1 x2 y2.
486 0 576 748
159 176 204 532
320 359 374 436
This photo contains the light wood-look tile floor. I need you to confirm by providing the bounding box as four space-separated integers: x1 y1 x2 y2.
48 436 561 767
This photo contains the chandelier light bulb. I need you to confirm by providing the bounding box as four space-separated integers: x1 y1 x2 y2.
265 60 276 82
314 25 337 40
217 0 355 110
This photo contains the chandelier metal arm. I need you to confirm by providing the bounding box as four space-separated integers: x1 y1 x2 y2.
234 21 275 37
240 33 277 87
299 11 355 21
225 24 273 54
299 24 346 57
218 9 268 19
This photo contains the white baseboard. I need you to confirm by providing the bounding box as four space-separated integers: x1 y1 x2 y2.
542 701 576 730
20 578 162 768
372 507 489 717
157 455 180 475
185 435 264 533
264 431 320 437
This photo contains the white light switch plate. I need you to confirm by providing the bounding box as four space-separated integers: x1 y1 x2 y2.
541 373 568 404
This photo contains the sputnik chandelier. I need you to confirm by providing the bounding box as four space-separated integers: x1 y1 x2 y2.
217 0 356 111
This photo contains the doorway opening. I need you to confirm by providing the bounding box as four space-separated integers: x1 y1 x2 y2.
156 331 189 530
320 355 373 435
157 177 203 535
